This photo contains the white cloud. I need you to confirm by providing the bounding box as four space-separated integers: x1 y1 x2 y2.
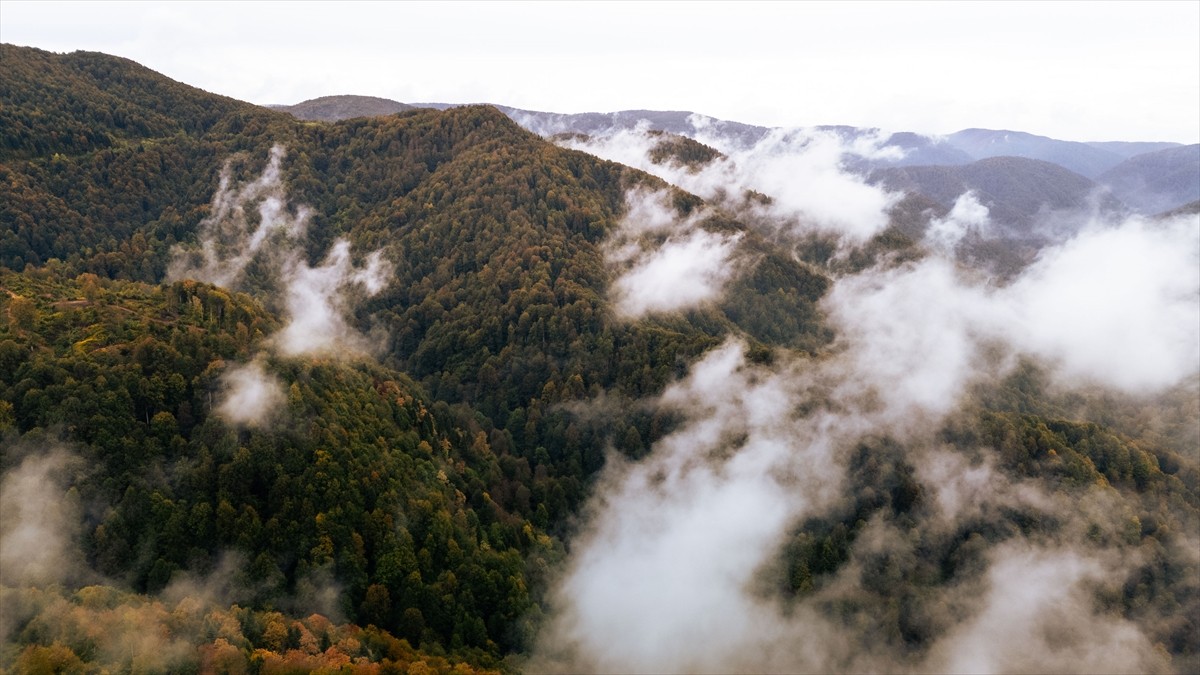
602 188 743 320
215 358 286 428
829 211 1200 409
1007 213 1200 392
168 145 309 288
171 144 393 365
0 448 86 589
559 125 901 245
824 255 1004 420
926 191 991 254
611 229 741 319
534 341 846 673
926 545 1164 674
535 203 1197 675
274 242 390 357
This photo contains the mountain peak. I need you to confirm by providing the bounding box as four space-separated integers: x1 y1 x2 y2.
271 94 415 121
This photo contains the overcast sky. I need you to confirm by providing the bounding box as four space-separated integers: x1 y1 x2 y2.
3 1 1198 143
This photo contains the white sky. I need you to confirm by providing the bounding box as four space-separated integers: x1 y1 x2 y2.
2 0 1198 143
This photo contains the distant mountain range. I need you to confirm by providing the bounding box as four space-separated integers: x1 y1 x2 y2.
1097 144 1200 214
273 95 1198 220
869 156 1123 237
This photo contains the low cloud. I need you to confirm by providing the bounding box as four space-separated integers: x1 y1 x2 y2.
611 228 741 319
1006 213 1200 392
170 144 392 362
605 188 743 319
0 447 87 589
274 241 389 357
824 255 1001 422
828 210 1199 412
168 144 309 288
534 194 1197 670
554 122 902 245
925 544 1166 674
533 341 846 673
215 357 286 428
714 127 901 243
926 190 991 254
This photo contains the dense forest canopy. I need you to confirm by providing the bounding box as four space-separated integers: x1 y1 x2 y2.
1 44 1197 674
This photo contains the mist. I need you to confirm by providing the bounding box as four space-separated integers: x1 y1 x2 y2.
1006 213 1200 392
533 119 1199 673
533 341 846 673
605 188 743 319
274 241 390 356
925 544 1164 675
167 144 309 289
0 447 87 590
554 120 901 244
215 357 286 428
170 144 392 364
926 191 990 254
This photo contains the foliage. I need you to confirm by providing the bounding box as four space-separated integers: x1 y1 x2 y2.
1 584 498 674
3 44 1195 671
645 130 723 171
0 44 832 532
774 368 1199 666
0 268 552 665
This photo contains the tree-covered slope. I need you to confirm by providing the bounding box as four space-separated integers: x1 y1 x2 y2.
1098 144 1200 214
870 156 1124 235
270 95 416 122
1 44 834 668
0 268 551 667
1 46 833 524
4 45 1196 673
0 45 281 160
773 364 1199 670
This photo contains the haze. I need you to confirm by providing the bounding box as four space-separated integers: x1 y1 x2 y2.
2 0 1197 144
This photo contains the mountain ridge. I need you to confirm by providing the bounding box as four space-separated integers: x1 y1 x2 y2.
266 93 1189 164
1097 144 1200 214
3 45 1198 674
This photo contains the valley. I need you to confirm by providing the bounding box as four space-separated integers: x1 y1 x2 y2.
1 45 1197 674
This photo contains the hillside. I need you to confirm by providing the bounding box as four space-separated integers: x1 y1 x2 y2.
2 45 1198 674
0 44 833 670
0 269 531 670
1098 144 1200 214
944 128 1127 178
875 131 976 167
0 45 281 160
1087 140 1182 159
870 156 1123 237
271 94 416 122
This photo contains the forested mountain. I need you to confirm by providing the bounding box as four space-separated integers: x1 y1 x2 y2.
268 95 1198 196
0 45 830 671
271 95 416 122
2 45 1197 674
869 156 1123 236
942 128 1131 179
1098 144 1200 214
1086 140 1183 160
0 45 278 161
1 269 526 671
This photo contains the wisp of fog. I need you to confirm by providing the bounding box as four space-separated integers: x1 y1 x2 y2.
532 119 1199 674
